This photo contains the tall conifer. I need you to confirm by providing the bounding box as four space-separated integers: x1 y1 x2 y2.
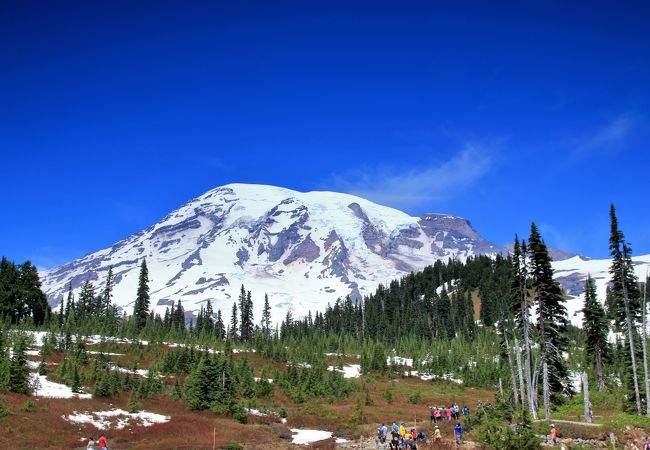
528 223 570 415
608 204 642 414
582 275 609 391
133 258 150 331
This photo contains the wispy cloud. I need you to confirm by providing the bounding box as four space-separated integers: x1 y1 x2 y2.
328 144 495 210
569 114 636 161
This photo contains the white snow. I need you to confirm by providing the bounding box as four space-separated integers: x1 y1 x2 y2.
64 408 170 429
552 254 650 325
388 355 414 367
327 364 361 378
30 373 92 399
291 429 334 444
108 364 150 377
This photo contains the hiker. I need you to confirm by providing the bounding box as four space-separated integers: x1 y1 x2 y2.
450 404 457 421
550 424 558 446
643 436 650 450
392 422 399 434
390 427 400 450
399 422 406 438
86 437 96 450
454 423 463 444
445 406 452 421
380 423 388 439
434 407 442 423
462 405 469 416
98 431 108 449
429 406 435 424
433 425 442 442
416 431 426 443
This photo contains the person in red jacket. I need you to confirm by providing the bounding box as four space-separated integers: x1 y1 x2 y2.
98 432 108 449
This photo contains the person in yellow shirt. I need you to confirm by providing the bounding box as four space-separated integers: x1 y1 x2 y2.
433 426 442 441
399 422 406 438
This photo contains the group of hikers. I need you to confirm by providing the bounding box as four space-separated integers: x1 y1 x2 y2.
428 403 469 423
375 404 469 449
86 432 108 450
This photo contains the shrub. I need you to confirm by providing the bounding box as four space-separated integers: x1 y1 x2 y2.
0 397 11 418
407 392 421 404
20 400 36 412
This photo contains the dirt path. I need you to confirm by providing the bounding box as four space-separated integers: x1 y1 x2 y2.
534 418 603 427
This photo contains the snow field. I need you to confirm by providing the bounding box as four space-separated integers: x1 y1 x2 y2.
64 409 170 429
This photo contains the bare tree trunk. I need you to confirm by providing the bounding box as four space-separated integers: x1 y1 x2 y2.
499 377 504 397
595 348 606 391
622 264 642 415
503 323 520 407
514 335 526 408
543 358 551 420
642 271 650 416
521 267 537 419
582 372 593 423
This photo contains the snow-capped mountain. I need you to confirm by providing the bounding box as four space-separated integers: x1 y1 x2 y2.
553 254 650 325
40 183 650 326
40 183 499 322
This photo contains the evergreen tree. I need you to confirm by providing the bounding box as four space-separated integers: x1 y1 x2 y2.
608 204 642 414
238 286 254 342
9 336 30 394
58 295 65 328
262 293 272 335
77 280 96 318
215 310 225 340
102 266 114 316
582 275 609 391
528 223 570 412
229 302 238 341
133 258 151 331
64 282 74 324
18 261 50 325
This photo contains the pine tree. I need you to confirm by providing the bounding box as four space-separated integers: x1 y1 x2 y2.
77 280 96 318
510 236 536 417
102 266 113 316
133 258 151 331
215 310 225 340
582 275 609 391
0 257 21 323
262 293 272 335
64 282 74 324
9 336 30 394
18 261 50 325
229 302 238 341
238 286 254 342
608 204 642 414
58 295 64 328
528 223 570 415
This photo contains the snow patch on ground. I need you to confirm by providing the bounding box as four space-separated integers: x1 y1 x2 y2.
291 429 334 444
327 364 361 378
64 409 170 429
30 373 92 399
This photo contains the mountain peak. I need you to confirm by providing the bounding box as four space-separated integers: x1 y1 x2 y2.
41 184 499 322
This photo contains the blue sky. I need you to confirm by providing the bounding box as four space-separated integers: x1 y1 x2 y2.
2 1 649 268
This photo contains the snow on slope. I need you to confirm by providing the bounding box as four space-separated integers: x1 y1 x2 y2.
552 254 650 325
40 183 498 323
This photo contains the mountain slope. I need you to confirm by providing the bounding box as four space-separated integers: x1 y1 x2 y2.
40 183 499 322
